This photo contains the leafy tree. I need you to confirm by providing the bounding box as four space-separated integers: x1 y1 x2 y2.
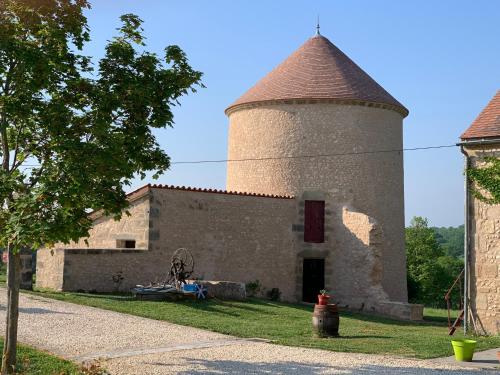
432 225 464 258
467 156 500 205
406 218 444 279
432 255 464 309
0 1 202 373
406 217 464 307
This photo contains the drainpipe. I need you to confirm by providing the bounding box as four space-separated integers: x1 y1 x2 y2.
460 145 470 335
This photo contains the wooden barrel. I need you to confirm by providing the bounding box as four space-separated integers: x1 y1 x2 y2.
312 304 339 337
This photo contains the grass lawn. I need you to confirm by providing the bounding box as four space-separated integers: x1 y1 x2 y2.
29 289 500 359
0 340 81 375
0 265 6 284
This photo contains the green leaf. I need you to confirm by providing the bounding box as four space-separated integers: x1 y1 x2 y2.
0 1 203 252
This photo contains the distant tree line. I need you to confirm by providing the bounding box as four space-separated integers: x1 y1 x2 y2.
406 217 464 308
432 225 464 259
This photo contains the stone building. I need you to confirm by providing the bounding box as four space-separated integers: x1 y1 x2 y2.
37 32 422 320
460 90 500 335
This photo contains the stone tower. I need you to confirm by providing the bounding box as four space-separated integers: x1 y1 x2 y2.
225 33 410 303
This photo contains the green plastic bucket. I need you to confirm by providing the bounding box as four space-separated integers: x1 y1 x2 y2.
451 339 477 362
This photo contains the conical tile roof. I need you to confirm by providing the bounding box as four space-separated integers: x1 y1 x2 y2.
226 35 408 116
461 90 500 140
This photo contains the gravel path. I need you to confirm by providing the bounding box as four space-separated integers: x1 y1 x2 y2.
105 342 493 375
0 290 490 374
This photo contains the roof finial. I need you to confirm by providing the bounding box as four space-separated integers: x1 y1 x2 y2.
315 16 320 36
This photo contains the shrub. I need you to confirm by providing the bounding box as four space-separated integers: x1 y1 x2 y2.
266 288 281 301
245 280 261 297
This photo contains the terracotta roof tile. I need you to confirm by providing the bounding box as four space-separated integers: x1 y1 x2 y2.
127 184 294 199
226 35 408 116
461 90 500 140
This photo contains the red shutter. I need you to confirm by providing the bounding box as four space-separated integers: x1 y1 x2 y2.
304 200 325 243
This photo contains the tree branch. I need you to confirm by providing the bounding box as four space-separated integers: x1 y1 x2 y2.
1 60 17 96
0 116 9 172
1 60 17 172
9 126 23 172
9 154 32 174
28 164 45 189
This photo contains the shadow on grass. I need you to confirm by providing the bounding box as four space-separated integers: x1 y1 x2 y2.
181 299 292 316
73 293 134 301
423 315 452 324
176 303 244 318
34 290 135 302
341 310 448 328
237 299 449 328
32 290 449 328
337 335 392 339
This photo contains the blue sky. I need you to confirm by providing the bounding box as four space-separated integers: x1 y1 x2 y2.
82 1 499 227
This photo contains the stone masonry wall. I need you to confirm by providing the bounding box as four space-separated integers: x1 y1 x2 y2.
227 102 408 302
340 206 389 308
292 190 391 309
36 248 66 291
36 185 421 319
37 187 298 297
466 144 500 335
59 248 151 292
149 188 298 301
36 191 151 291
62 193 150 249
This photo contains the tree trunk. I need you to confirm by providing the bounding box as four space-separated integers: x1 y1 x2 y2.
1 247 21 375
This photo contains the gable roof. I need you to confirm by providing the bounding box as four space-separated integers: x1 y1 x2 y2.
226 34 408 117
461 90 500 140
127 184 294 200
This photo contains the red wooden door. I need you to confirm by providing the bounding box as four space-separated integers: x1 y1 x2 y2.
304 200 325 243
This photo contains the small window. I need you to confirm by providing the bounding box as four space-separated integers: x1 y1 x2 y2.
304 200 325 243
124 240 136 249
116 239 136 248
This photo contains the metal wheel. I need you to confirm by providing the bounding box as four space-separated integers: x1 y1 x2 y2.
169 248 195 288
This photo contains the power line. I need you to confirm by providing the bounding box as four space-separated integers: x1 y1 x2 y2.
18 143 458 168
170 144 458 165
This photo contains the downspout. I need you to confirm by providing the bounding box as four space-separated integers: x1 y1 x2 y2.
460 145 470 334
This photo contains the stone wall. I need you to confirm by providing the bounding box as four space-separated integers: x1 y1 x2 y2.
226 102 407 302
465 144 500 335
2 248 35 290
59 248 152 292
37 187 298 298
287 188 419 319
340 206 389 307
36 185 421 319
20 249 34 290
292 191 335 302
149 188 298 301
292 191 389 307
36 190 152 291
62 192 150 250
36 248 66 291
